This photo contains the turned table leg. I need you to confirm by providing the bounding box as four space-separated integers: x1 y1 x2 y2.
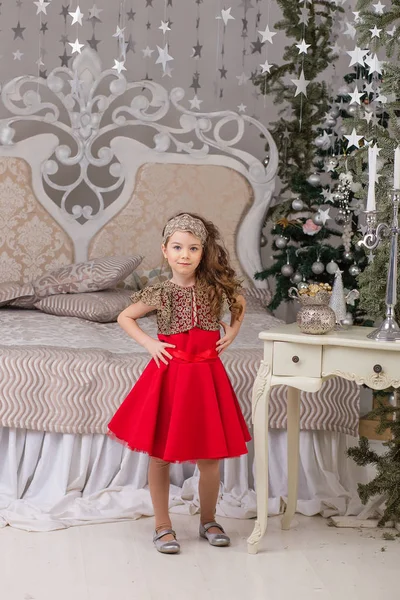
281 385 301 530
247 361 271 554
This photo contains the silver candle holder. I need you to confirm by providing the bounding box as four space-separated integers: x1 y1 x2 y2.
359 189 400 341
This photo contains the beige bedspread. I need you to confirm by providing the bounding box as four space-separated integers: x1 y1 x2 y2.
0 309 359 436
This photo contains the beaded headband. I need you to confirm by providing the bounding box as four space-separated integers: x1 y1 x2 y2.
162 214 208 245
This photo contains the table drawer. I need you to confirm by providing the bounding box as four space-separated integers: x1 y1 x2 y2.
322 347 400 388
273 342 322 377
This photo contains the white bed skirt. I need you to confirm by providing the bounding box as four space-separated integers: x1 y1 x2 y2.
0 427 368 531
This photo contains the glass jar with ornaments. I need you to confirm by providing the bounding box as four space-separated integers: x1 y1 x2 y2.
289 283 335 335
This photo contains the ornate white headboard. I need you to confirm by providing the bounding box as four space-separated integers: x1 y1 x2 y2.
0 49 277 289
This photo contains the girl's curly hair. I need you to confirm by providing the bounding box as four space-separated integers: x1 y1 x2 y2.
163 212 243 319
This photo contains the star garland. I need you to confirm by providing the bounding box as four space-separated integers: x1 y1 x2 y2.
188 0 203 111
112 0 127 75
87 4 103 54
68 3 84 55
155 0 173 77
59 3 71 68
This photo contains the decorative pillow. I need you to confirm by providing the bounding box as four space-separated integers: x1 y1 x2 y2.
121 265 172 291
33 255 143 298
0 282 36 308
34 289 134 323
243 286 272 313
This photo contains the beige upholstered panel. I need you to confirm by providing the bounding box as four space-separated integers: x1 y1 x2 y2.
89 163 254 285
0 157 74 284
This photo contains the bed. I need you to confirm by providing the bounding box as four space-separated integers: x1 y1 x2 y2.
0 49 365 531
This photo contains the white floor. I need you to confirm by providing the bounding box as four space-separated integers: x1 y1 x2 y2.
1 514 399 600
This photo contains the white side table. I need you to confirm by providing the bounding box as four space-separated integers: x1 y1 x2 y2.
247 323 400 554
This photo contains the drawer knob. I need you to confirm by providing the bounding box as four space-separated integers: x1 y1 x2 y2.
373 364 383 374
292 355 300 364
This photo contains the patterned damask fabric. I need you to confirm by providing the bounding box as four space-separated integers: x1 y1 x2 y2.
89 163 253 287
130 280 223 335
0 157 74 284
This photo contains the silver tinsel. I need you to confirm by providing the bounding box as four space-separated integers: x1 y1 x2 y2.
329 270 347 324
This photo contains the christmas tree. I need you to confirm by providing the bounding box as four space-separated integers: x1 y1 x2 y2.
336 0 400 322
347 393 400 526
252 0 366 315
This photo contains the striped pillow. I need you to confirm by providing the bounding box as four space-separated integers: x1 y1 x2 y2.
0 282 35 307
34 289 134 322
33 255 143 298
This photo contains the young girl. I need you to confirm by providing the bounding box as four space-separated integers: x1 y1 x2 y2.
108 212 251 554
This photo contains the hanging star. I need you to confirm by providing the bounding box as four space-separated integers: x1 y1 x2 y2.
60 5 69 20
190 72 201 93
142 46 154 58
346 46 369 67
192 42 202 58
217 8 235 26
34 1 50 15
258 25 276 43
12 21 26 40
291 69 310 97
112 60 126 74
387 26 396 37
155 44 174 72
113 26 125 38
159 21 171 34
296 39 311 54
239 0 254 9
364 82 375 94
365 53 383 75
343 22 357 39
219 89 224 99
36 57 45 67
349 85 365 105
219 65 227 79
372 1 385 14
146 0 153 5
127 9 135 20
69 38 84 54
40 21 48 34
59 49 71 67
146 21 151 29
318 208 331 224
344 128 363 149
39 69 47 79
167 0 173 5
330 42 342 54
236 72 250 86
13 49 23 60
260 59 272 73
242 18 248 31
88 5 102 19
60 34 69 45
369 25 382 38
87 34 100 51
352 11 361 22
237 103 247 113
298 7 310 25
69 7 84 25
189 95 202 110
69 72 82 96
250 38 264 54
125 34 136 54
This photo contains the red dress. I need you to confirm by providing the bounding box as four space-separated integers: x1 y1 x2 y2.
107 280 251 463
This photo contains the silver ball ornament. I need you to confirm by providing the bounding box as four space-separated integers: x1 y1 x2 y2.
329 106 340 118
349 263 361 276
260 234 267 247
343 250 354 262
346 105 357 116
297 281 308 291
326 260 339 274
324 116 337 128
291 271 303 284
312 212 323 226
292 198 304 211
314 136 325 148
340 312 353 329
275 235 288 249
262 155 269 167
308 173 321 186
281 263 294 277
311 261 325 275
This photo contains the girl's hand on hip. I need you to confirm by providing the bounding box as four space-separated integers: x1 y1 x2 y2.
216 321 238 354
144 339 176 368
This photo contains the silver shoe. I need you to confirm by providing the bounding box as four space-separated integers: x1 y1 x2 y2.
153 529 180 554
199 521 230 547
